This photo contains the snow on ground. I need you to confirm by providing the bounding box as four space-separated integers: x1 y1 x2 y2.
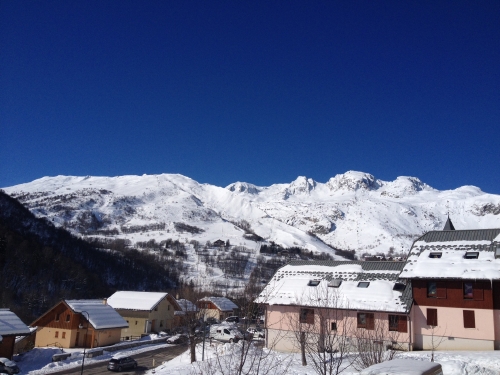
145 341 500 375
15 335 173 374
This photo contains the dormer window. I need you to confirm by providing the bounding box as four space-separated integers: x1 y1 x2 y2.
357 282 370 288
496 248 500 259
464 252 479 259
328 279 342 288
429 252 442 258
393 283 405 291
308 280 320 287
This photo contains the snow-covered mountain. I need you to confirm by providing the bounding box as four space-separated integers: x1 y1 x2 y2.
4 171 500 259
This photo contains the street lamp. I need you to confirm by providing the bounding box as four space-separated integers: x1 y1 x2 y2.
79 311 90 375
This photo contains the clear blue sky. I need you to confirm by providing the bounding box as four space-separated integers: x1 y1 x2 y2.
1 1 499 193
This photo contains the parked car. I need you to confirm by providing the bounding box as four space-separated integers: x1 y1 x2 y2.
225 316 239 323
247 327 265 338
209 325 243 343
107 355 137 372
360 359 443 375
166 334 188 344
0 358 19 374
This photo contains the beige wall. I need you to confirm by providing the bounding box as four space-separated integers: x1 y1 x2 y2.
35 326 75 348
95 329 122 347
117 297 178 338
412 305 495 350
265 304 411 353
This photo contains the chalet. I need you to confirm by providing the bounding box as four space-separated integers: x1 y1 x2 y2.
107 291 181 338
31 300 128 349
213 239 226 248
255 261 413 353
399 219 500 350
197 297 238 321
0 309 30 359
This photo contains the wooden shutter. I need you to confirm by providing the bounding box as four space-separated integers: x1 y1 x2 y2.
398 316 408 333
473 283 484 301
427 308 438 326
436 281 447 299
366 313 375 330
307 309 315 324
463 310 475 329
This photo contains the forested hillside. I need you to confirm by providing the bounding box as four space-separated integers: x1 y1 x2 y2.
0 191 181 323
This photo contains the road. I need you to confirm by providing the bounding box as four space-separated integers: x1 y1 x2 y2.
50 344 188 375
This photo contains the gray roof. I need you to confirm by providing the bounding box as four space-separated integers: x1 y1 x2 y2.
417 228 500 243
443 216 455 231
66 300 128 330
288 260 406 273
0 309 30 336
199 297 238 311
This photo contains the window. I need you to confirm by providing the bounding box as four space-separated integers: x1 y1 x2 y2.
331 322 337 331
154 307 158 311
168 305 170 311
427 308 438 327
299 308 314 324
463 310 475 329
62 332 66 339
388 315 408 333
357 313 374 330
357 282 370 288
55 331 59 338
66 314 70 322
55 313 60 322
160 320 164 327
328 279 342 288
135 321 138 325
429 252 442 258
464 252 479 259
393 283 405 291
427 281 446 298
463 282 484 300
308 280 320 286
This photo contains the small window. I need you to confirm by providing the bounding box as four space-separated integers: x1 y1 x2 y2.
55 331 59 338
168 305 170 311
463 310 475 329
328 279 342 288
308 280 320 286
393 283 405 291
135 321 138 325
160 320 164 327
429 252 442 258
463 282 473 299
299 308 314 324
62 332 66 339
357 312 374 329
464 252 479 259
224 329 230 334
331 322 337 331
427 282 437 297
66 314 70 322
495 248 500 259
427 308 438 327
55 313 60 322
388 315 408 332
357 282 370 288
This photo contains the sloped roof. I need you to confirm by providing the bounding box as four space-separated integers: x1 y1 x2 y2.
65 300 128 330
255 261 412 313
198 297 238 312
177 299 198 312
443 216 455 231
0 309 30 336
107 291 179 311
400 228 500 280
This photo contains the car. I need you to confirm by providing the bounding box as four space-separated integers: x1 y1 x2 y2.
166 334 188 344
225 316 240 323
0 358 19 375
360 358 443 375
107 355 137 372
247 327 265 338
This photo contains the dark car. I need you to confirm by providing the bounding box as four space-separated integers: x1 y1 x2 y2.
166 334 188 344
107 356 137 372
0 358 19 374
225 316 239 323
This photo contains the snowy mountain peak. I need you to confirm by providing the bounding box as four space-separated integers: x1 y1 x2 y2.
380 176 435 197
326 171 381 192
284 176 317 197
225 182 261 195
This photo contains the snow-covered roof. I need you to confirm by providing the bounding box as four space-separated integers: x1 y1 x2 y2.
0 309 30 336
255 261 412 313
177 299 198 312
400 228 500 280
107 291 175 311
198 297 238 312
65 300 128 330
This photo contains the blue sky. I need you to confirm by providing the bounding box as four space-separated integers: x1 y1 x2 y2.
1 1 499 193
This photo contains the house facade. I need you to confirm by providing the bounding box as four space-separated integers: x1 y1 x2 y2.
197 297 238 321
107 291 181 338
31 300 128 349
256 261 413 353
0 309 30 359
399 222 500 350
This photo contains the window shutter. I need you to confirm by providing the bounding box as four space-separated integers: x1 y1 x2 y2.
463 310 475 329
427 308 438 326
436 281 447 299
473 283 484 301
398 316 408 333
367 313 375 330
307 309 315 324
